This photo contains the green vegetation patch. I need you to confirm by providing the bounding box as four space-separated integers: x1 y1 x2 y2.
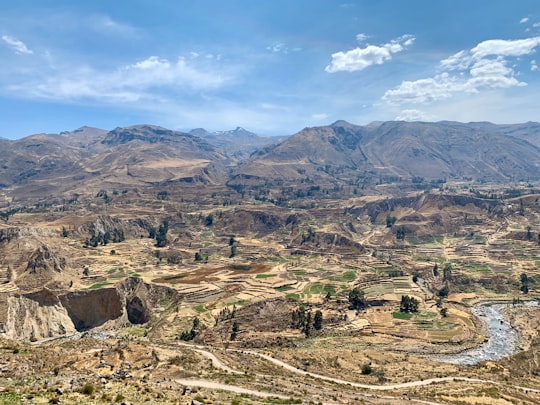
304 283 336 295
255 273 277 279
0 392 23 404
325 270 356 282
87 282 114 290
415 311 438 320
285 293 300 300
291 270 307 276
392 311 413 320
535 261 540 267
194 305 207 313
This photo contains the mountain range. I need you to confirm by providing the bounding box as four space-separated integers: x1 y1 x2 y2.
1 120 540 199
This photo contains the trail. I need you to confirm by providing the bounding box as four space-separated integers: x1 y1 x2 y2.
173 342 540 395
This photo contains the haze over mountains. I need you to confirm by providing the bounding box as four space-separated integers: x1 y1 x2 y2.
1 120 540 199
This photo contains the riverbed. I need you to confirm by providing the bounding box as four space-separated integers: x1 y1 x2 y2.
434 301 538 365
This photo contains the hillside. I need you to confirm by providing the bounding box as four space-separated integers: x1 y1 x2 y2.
231 120 540 187
0 125 230 198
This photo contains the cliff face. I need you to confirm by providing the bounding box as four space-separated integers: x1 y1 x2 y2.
5 289 75 341
1 278 181 342
60 288 124 330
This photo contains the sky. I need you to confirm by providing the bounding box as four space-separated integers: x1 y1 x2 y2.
1 0 540 139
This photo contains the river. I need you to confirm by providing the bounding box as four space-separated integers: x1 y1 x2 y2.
433 301 538 365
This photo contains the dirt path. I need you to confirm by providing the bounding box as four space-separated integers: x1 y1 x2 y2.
174 342 540 395
174 378 289 399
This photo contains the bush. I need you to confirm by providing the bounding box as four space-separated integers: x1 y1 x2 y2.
80 384 94 395
361 364 373 375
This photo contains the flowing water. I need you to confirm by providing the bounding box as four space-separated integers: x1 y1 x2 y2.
434 301 538 365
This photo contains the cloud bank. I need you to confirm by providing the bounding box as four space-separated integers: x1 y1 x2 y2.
383 36 540 105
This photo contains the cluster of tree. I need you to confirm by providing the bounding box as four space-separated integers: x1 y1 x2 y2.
216 305 237 323
291 304 322 336
396 227 406 240
156 190 168 200
348 287 367 310
399 295 419 313
179 317 200 341
0 207 20 222
520 273 532 294
229 236 237 258
194 251 208 262
386 215 397 228
83 228 125 248
96 189 111 203
149 219 169 247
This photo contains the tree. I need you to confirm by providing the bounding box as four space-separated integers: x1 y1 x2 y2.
438 285 450 298
313 310 323 330
399 295 419 313
230 320 239 340
155 219 169 247
440 307 448 317
396 227 406 240
442 263 452 281
386 215 397 228
348 287 367 310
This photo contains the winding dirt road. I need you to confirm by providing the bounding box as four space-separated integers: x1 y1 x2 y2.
172 342 540 403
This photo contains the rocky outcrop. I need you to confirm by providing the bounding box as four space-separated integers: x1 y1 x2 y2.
1 277 181 342
60 288 123 330
4 289 75 341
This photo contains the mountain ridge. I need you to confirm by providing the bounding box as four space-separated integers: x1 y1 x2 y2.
2 120 540 199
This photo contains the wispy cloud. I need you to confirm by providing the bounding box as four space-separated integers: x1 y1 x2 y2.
325 34 415 73
395 109 434 122
6 55 229 103
1 35 33 54
383 36 540 105
89 14 138 37
355 33 369 43
520 17 530 24
266 42 301 54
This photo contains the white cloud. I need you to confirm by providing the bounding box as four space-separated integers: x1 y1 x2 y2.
1 35 33 54
520 17 530 24
6 55 228 103
534 22 540 28
471 37 540 58
532 60 538 71
311 113 329 121
356 33 369 43
383 73 458 104
395 109 434 121
325 34 415 73
384 36 540 105
266 43 301 54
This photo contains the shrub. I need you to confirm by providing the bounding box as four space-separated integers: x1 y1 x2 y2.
80 384 94 395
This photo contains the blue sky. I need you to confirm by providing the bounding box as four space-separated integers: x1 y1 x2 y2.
1 0 540 139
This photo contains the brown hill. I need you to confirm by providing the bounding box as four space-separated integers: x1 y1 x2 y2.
231 120 540 186
0 125 229 198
